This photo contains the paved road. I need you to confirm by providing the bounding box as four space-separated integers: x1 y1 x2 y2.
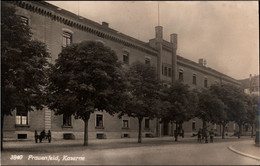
2 138 259 165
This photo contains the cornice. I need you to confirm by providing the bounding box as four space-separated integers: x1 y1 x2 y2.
10 1 158 56
177 56 240 86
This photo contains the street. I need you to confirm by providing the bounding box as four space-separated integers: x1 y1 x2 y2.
1 137 259 165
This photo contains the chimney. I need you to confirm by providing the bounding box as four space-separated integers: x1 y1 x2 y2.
155 26 163 40
102 22 109 28
203 59 207 66
198 59 204 66
170 34 178 49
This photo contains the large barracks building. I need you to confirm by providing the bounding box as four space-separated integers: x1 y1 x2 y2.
3 1 242 140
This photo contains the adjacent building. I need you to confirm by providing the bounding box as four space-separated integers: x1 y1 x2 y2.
3 1 242 140
240 74 259 96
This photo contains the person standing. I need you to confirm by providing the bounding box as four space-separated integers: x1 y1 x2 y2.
204 129 209 143
174 129 178 141
210 129 214 143
197 128 202 143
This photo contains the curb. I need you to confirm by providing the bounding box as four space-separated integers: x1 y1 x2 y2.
228 145 260 161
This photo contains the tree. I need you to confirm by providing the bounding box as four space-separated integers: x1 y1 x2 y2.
245 95 259 138
1 2 50 150
210 84 247 138
120 62 161 143
161 81 197 141
197 88 227 138
47 41 126 146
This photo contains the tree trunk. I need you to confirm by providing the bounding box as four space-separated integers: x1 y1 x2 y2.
222 124 225 139
175 122 178 142
220 124 222 136
251 124 254 138
171 121 173 136
238 123 241 139
156 118 159 137
83 112 90 146
180 122 184 138
138 117 143 143
1 113 4 151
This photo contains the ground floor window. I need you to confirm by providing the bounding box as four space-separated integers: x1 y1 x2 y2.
63 115 72 126
192 121 196 131
244 124 249 132
214 123 217 130
122 120 129 128
16 110 28 125
145 119 150 129
233 123 236 130
96 114 104 128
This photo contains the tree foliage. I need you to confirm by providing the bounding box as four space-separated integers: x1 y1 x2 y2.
244 95 259 137
1 2 50 150
161 81 197 124
207 84 247 138
197 88 227 131
121 62 161 143
245 95 259 125
1 2 50 116
210 84 247 124
47 41 126 145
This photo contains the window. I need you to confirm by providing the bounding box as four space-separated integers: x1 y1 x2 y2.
245 124 249 132
62 32 72 47
145 58 151 65
192 121 196 131
17 134 27 139
123 52 129 64
162 65 164 75
179 69 183 81
16 109 28 125
122 120 129 128
168 68 172 77
145 119 150 129
162 64 172 77
164 67 168 76
96 114 103 128
163 83 168 88
122 133 129 138
20 16 28 25
63 115 72 126
192 74 197 85
204 78 208 88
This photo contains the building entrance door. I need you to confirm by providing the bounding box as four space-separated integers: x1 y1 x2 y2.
163 122 169 136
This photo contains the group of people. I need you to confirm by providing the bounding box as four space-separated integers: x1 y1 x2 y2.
197 128 214 143
173 127 215 143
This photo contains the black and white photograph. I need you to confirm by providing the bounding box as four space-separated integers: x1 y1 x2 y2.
1 0 259 165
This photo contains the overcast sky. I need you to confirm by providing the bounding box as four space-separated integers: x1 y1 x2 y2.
47 1 258 80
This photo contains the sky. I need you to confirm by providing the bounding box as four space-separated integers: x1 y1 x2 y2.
47 1 259 80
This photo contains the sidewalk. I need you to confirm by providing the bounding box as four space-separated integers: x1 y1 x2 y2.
228 140 260 161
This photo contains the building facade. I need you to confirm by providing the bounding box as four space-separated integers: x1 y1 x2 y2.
3 1 241 140
239 74 259 135
240 74 259 96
